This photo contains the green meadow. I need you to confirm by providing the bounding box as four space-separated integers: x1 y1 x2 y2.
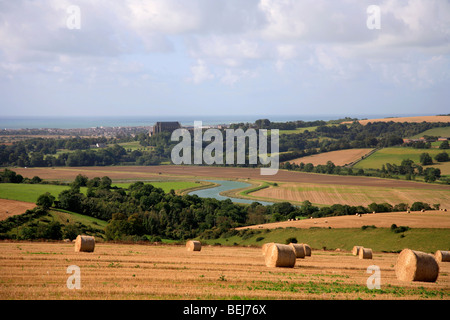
0 181 201 203
409 126 450 139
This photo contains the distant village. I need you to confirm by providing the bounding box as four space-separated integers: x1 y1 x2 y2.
0 121 231 144
148 121 230 137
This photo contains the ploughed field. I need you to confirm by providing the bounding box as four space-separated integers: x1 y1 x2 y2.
0 241 448 300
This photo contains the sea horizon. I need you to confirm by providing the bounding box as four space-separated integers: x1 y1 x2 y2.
0 113 437 130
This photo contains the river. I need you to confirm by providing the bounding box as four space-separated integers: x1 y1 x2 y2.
188 180 274 206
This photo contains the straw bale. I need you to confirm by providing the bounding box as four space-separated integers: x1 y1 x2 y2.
395 249 439 282
265 243 296 268
359 247 373 259
74 235 95 252
289 243 305 258
186 240 201 252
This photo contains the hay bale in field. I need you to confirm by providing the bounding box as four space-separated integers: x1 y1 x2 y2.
302 243 312 256
352 245 363 256
262 242 274 256
395 249 439 282
186 240 201 252
74 235 95 252
359 247 372 259
289 243 305 258
435 250 450 262
265 243 296 268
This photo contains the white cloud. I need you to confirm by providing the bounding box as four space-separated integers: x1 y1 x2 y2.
188 59 214 84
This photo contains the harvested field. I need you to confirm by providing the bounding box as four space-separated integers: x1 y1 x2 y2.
286 148 374 167
0 199 36 221
0 241 448 300
343 116 450 125
237 211 450 230
250 183 450 207
10 166 450 190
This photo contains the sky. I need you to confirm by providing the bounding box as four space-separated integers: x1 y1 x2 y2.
0 0 449 119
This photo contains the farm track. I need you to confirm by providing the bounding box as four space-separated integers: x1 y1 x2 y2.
0 242 448 300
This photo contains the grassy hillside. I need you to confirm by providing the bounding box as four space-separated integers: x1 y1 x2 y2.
409 126 450 139
202 227 450 253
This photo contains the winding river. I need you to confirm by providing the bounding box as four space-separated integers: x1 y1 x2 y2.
188 180 274 206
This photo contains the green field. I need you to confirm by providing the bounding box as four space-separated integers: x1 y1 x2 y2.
202 227 450 253
409 126 450 139
0 181 202 203
279 126 319 135
115 141 152 151
0 184 76 203
353 147 450 175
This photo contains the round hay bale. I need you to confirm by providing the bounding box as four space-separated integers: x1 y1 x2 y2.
74 235 95 252
302 243 311 256
435 250 450 262
265 243 296 268
359 247 372 259
186 240 201 252
395 249 439 282
262 242 274 256
352 245 363 256
289 243 305 258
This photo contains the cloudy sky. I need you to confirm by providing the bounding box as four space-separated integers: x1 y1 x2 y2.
0 0 449 119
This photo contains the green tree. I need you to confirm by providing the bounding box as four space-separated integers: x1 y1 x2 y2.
434 152 449 162
439 140 449 149
36 192 55 210
419 153 433 165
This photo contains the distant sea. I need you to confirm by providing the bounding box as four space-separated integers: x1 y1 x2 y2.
0 114 431 130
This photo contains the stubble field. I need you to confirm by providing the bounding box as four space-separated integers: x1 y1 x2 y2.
286 148 374 167
250 182 450 208
0 241 448 300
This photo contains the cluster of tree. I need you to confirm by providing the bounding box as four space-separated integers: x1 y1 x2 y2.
281 158 447 184
0 168 42 184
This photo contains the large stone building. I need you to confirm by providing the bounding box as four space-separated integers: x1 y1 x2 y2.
149 121 181 136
